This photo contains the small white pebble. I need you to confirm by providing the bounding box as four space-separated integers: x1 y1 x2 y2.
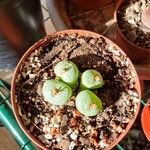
27 113 31 117
37 62 41 67
22 72 26 78
43 126 51 133
56 137 62 142
26 70 31 75
87 125 92 132
51 105 57 110
133 97 140 103
30 57 34 63
31 64 36 68
55 116 61 124
29 74 35 78
53 124 60 128
70 132 78 141
67 128 72 135
116 126 123 133
69 141 76 150
49 124 53 127
99 140 108 148
44 134 52 140
34 57 38 61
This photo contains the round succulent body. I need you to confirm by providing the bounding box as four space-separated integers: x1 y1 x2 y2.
76 90 103 116
42 79 72 105
80 69 104 90
141 7 150 29
54 60 79 87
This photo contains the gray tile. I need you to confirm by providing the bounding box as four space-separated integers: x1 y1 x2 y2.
0 128 19 150
42 7 49 20
44 19 56 35
41 0 48 10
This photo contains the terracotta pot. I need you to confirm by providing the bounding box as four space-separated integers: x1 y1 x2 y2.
11 30 141 150
70 0 115 11
115 0 150 63
141 98 150 141
139 80 144 97
135 64 150 80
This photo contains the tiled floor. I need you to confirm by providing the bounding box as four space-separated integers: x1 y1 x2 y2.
0 0 55 149
41 0 56 34
67 1 116 41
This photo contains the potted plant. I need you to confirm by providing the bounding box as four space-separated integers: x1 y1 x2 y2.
11 30 141 150
141 98 150 141
115 0 150 63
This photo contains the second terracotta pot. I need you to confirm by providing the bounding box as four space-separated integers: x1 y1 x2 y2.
141 98 150 141
115 0 150 63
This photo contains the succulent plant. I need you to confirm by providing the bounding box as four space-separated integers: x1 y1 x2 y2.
54 60 79 87
141 7 150 29
76 90 103 116
42 79 72 105
80 69 104 90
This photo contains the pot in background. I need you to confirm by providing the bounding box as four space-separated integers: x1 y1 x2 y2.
115 0 150 63
11 30 141 150
0 0 46 56
70 0 115 11
141 98 150 141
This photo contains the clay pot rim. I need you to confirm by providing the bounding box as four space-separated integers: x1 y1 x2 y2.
115 0 150 53
135 64 150 80
11 29 141 150
141 98 150 142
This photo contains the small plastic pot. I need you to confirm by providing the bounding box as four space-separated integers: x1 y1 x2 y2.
115 0 150 63
11 30 141 150
141 98 150 141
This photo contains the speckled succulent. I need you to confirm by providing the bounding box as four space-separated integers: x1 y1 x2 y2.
42 60 104 116
76 90 103 116
42 79 72 105
54 60 79 87
80 69 104 90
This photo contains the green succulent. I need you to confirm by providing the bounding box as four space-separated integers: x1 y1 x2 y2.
54 60 79 87
76 90 103 116
42 79 72 105
80 69 104 90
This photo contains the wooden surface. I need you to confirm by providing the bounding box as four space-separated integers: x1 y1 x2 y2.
0 128 19 150
0 70 19 150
